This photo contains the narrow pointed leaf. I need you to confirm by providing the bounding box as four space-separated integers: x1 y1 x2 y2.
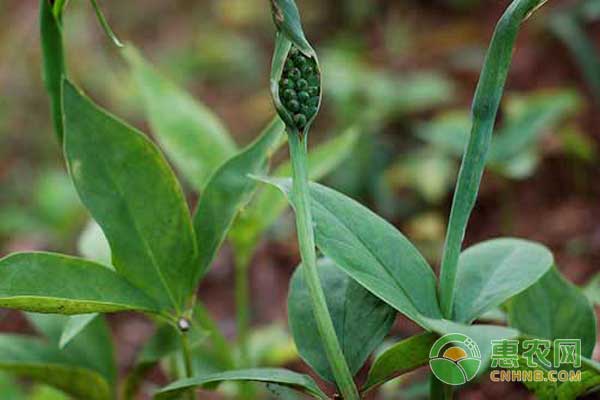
452 238 553 323
363 333 438 392
192 117 284 281
0 334 111 400
124 47 236 190
59 314 98 348
63 79 198 312
508 267 597 357
154 369 328 400
0 252 159 314
256 177 441 327
288 258 396 382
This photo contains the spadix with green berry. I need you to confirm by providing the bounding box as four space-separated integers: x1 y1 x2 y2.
270 0 322 135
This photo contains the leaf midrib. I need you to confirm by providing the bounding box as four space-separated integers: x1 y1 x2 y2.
72 129 180 313
313 197 428 324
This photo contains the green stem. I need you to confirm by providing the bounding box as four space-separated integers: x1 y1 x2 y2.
40 0 66 143
430 375 453 400
180 332 195 400
288 132 360 400
438 0 550 318
234 252 251 367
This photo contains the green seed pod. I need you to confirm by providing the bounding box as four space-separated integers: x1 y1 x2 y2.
298 91 310 103
270 1 322 135
296 79 308 90
287 99 300 112
282 78 295 89
294 113 307 127
283 88 297 100
288 67 301 80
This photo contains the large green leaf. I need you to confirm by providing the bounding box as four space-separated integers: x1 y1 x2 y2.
256 178 441 326
508 267 597 357
63 79 198 313
124 47 236 190
154 369 328 400
452 238 554 323
230 127 358 263
192 117 284 281
0 335 111 400
363 333 438 392
0 252 159 314
288 258 396 382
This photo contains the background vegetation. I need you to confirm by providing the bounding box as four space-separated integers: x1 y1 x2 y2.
0 0 599 398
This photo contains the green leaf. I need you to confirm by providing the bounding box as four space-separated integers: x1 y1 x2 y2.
0 334 111 400
40 0 66 142
89 0 123 47
27 313 116 387
0 252 159 314
452 238 554 323
230 127 359 263
556 358 600 400
59 314 98 348
192 117 284 281
154 368 328 400
122 324 179 400
508 267 597 358
514 355 600 399
124 47 236 190
363 333 438 392
438 0 552 318
77 219 111 265
584 273 600 306
256 178 441 327
63 79 198 312
288 258 396 382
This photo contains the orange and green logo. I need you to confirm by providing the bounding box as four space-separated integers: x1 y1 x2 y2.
429 333 481 385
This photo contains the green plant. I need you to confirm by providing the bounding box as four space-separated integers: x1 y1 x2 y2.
158 1 597 399
2 1 599 400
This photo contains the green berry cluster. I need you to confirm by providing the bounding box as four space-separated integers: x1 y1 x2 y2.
279 46 320 129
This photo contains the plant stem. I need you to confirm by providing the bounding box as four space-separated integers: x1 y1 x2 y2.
288 132 360 400
180 332 195 400
438 0 550 318
40 0 66 143
430 376 453 400
234 251 251 367
234 252 256 400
